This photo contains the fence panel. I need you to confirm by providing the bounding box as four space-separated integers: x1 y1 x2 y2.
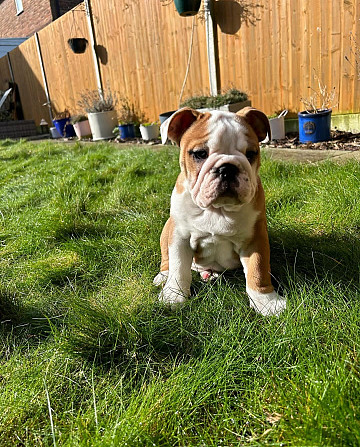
8 37 48 124
37 5 98 119
1 0 360 125
90 0 210 122
0 56 11 92
216 0 360 115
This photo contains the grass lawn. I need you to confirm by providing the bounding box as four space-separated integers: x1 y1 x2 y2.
0 139 359 446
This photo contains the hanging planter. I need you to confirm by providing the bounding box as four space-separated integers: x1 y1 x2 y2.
174 0 201 16
68 38 88 54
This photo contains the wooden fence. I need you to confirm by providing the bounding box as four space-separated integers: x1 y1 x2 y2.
1 0 360 126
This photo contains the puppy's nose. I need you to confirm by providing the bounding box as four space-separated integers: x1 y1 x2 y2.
216 163 239 181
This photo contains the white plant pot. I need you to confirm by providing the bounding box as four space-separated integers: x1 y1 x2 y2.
73 120 92 139
88 110 117 140
139 124 160 141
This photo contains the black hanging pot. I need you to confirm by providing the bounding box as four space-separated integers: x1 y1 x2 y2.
174 0 201 16
68 38 88 54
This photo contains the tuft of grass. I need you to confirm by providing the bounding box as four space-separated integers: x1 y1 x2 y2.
0 139 359 446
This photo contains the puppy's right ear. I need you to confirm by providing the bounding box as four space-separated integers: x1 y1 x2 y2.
161 108 200 145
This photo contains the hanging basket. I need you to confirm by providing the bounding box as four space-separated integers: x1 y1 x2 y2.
68 38 88 54
174 0 201 16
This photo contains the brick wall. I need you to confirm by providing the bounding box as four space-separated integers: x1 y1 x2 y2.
0 0 81 38
58 0 81 16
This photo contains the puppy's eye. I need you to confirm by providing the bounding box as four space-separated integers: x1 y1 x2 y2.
246 150 258 163
190 149 208 161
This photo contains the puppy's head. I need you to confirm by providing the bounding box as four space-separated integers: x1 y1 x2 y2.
161 106 270 210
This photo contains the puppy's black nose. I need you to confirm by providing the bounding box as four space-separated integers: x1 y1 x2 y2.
216 163 239 181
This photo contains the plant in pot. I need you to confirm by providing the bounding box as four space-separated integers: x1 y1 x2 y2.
68 38 88 54
117 98 137 139
53 109 76 138
77 88 118 140
180 88 250 113
70 114 92 139
139 122 160 141
298 73 337 143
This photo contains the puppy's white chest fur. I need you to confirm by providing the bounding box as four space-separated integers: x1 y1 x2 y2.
174 196 259 272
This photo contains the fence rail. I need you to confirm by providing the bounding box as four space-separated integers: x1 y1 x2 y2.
1 0 360 126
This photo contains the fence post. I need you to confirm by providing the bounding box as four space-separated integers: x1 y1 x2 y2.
84 0 103 99
204 0 219 96
6 53 15 83
34 32 53 122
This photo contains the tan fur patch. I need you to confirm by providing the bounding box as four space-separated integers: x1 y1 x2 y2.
179 113 212 180
175 172 185 194
159 216 174 272
242 184 273 294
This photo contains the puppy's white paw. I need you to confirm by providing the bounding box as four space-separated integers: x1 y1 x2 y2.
247 289 286 316
153 270 169 286
158 283 189 309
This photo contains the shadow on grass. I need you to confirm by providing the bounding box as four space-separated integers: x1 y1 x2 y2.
269 228 360 291
0 288 65 358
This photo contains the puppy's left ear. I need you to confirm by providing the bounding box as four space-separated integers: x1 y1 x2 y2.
237 107 271 142
161 107 201 145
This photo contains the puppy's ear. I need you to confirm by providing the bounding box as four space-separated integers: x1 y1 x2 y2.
161 108 201 145
237 107 271 142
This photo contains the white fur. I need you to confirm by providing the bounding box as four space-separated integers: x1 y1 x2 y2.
247 288 287 316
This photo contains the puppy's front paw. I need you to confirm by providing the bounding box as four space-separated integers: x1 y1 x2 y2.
247 289 286 316
159 282 189 309
153 270 169 286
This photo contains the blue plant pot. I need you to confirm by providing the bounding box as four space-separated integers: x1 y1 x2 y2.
119 124 135 139
298 109 332 143
53 118 76 138
53 118 68 137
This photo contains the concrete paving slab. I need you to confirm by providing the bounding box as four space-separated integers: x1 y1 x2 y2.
262 147 359 164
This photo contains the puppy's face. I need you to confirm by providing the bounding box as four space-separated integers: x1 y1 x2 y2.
162 107 270 210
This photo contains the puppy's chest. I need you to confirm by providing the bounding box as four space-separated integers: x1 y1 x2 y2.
187 208 257 271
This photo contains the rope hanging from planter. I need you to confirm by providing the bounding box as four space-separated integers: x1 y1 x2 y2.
178 15 196 107
67 5 88 54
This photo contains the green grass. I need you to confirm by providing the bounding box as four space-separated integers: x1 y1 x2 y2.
0 138 359 446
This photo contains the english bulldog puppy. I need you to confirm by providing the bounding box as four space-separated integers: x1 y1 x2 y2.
153 106 286 316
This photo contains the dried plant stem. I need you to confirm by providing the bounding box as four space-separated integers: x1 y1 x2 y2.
300 70 337 113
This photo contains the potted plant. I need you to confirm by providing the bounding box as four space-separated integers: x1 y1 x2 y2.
117 98 137 139
52 110 76 138
71 115 92 139
298 73 337 143
139 122 160 141
68 38 88 54
180 88 250 113
174 0 202 16
159 110 177 124
77 88 118 140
